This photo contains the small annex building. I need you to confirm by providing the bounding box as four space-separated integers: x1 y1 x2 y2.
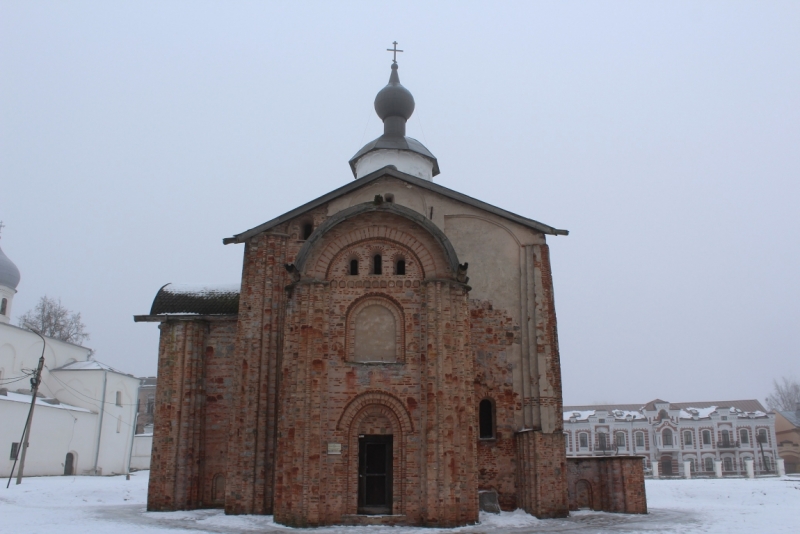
136 58 645 526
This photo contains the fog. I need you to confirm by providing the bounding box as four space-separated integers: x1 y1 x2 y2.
2 1 798 405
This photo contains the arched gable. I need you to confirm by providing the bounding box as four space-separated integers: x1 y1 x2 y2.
337 390 414 434
294 202 461 279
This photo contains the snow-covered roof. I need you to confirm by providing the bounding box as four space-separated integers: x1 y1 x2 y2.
138 283 240 318
563 408 647 422
564 400 770 422
51 359 134 377
0 390 93 413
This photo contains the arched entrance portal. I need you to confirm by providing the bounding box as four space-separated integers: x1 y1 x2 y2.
575 479 593 509
660 456 673 476
64 452 75 475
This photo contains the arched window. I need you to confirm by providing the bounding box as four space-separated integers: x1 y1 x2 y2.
598 432 608 451
723 457 733 471
479 399 494 439
0 297 7 315
349 259 359 275
302 223 313 240
662 429 673 446
739 429 749 444
395 259 405 275
635 432 645 447
373 254 382 275
579 433 589 449
757 428 768 444
704 457 714 472
702 430 712 445
616 432 625 448
683 431 693 446
115 391 122 406
721 429 731 447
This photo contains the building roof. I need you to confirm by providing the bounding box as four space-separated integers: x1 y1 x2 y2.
667 399 768 413
564 399 770 422
146 283 240 316
778 410 800 427
0 244 21 290
564 404 644 413
51 359 136 378
224 166 568 245
0 389 92 413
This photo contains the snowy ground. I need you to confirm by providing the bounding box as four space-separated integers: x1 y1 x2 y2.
1 471 798 533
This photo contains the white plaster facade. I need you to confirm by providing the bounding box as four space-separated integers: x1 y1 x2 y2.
0 322 141 477
563 399 779 477
354 149 434 181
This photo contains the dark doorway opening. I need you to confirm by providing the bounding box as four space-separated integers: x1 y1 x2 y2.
358 435 393 515
575 479 593 509
661 456 673 476
64 452 74 475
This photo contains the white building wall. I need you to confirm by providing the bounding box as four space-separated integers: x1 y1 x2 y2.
130 434 152 471
1 323 141 477
0 396 97 477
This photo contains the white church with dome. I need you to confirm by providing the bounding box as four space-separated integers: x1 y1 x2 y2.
0 238 143 478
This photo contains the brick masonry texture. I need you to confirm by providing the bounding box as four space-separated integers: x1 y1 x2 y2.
147 198 579 526
566 457 647 514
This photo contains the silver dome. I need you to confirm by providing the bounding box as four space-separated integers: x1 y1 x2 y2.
0 245 21 290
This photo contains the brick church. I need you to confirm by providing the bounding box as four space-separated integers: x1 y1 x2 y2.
136 55 644 527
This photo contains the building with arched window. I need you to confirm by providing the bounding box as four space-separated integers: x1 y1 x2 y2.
134 57 647 526
564 398 780 477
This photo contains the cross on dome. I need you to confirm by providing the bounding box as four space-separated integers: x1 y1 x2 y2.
386 41 403 64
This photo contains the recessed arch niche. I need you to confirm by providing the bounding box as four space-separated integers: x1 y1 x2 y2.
346 295 404 363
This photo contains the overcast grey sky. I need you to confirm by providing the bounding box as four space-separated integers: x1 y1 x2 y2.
1 1 798 406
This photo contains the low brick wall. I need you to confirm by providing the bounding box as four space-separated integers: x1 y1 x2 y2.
566 456 647 514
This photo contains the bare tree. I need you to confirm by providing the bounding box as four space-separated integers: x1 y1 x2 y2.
765 377 800 412
18 296 89 345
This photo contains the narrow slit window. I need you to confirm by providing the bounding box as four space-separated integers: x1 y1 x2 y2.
373 254 382 275
302 223 313 240
395 259 405 275
115 391 122 406
350 259 359 275
479 399 494 439
0 298 7 315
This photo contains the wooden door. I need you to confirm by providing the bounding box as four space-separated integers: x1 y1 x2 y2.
358 435 393 515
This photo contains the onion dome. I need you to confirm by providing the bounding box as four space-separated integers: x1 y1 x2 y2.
349 61 439 181
374 64 415 123
0 244 20 290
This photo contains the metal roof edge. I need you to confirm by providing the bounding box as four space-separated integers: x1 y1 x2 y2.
223 166 569 244
134 314 238 323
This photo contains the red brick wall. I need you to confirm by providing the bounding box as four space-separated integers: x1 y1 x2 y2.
472 299 520 511
271 210 477 527
515 430 569 518
147 318 237 511
566 457 647 514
